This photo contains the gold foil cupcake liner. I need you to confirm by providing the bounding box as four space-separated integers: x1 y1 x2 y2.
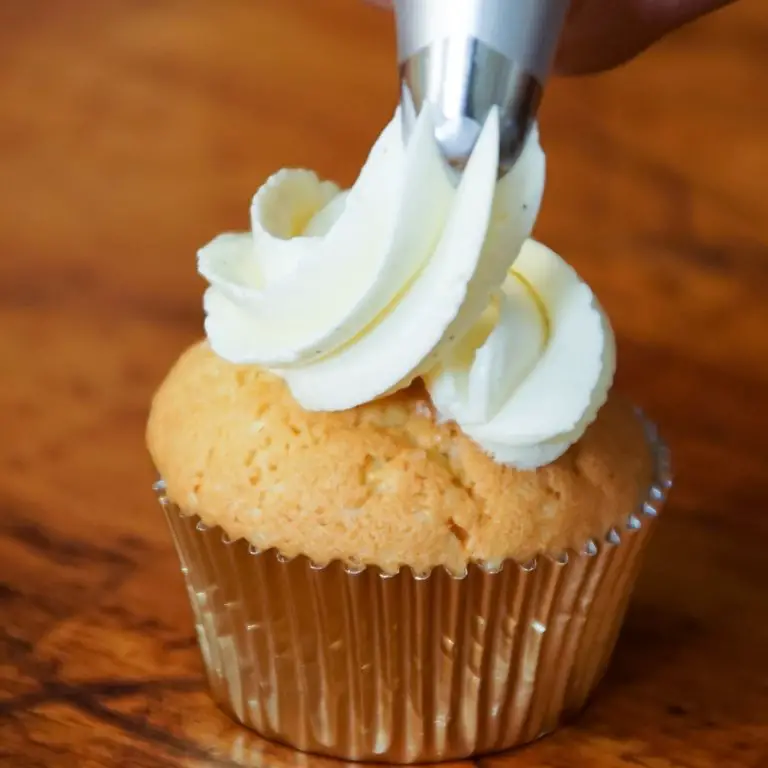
155 410 671 764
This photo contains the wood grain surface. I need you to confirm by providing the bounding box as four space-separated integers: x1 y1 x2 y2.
1 0 766 766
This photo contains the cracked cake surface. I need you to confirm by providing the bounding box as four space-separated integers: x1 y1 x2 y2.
147 341 652 574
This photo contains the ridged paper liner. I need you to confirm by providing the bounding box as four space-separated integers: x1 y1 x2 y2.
156 412 671 764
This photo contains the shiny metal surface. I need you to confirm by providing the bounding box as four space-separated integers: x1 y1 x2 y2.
399 39 543 172
394 0 569 172
164 509 656 763
394 0 568 78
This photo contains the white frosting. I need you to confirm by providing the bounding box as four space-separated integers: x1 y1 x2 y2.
198 107 614 468
426 240 615 468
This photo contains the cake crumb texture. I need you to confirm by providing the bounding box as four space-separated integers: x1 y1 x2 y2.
147 341 652 573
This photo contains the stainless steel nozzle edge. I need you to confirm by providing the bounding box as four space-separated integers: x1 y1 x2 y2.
395 0 569 172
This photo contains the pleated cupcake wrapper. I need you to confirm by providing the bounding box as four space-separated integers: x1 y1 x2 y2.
156 410 671 764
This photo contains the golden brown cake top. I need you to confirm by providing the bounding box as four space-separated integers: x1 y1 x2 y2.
147 341 652 574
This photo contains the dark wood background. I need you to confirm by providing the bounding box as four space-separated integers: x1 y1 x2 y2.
1 0 766 765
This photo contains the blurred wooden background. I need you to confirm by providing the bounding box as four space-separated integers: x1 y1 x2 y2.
0 0 766 765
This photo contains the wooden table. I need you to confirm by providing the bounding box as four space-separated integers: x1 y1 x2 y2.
1 1 766 765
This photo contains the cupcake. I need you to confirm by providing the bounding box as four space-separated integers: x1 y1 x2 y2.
147 107 671 763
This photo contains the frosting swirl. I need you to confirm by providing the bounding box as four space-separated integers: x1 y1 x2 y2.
427 240 615 468
198 107 614 468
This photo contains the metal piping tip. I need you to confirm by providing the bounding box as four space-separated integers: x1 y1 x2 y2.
395 0 569 174
398 37 543 174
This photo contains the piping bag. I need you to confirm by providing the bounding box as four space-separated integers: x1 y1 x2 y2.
394 0 570 174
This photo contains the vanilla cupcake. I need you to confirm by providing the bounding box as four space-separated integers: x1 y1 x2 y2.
147 108 671 763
